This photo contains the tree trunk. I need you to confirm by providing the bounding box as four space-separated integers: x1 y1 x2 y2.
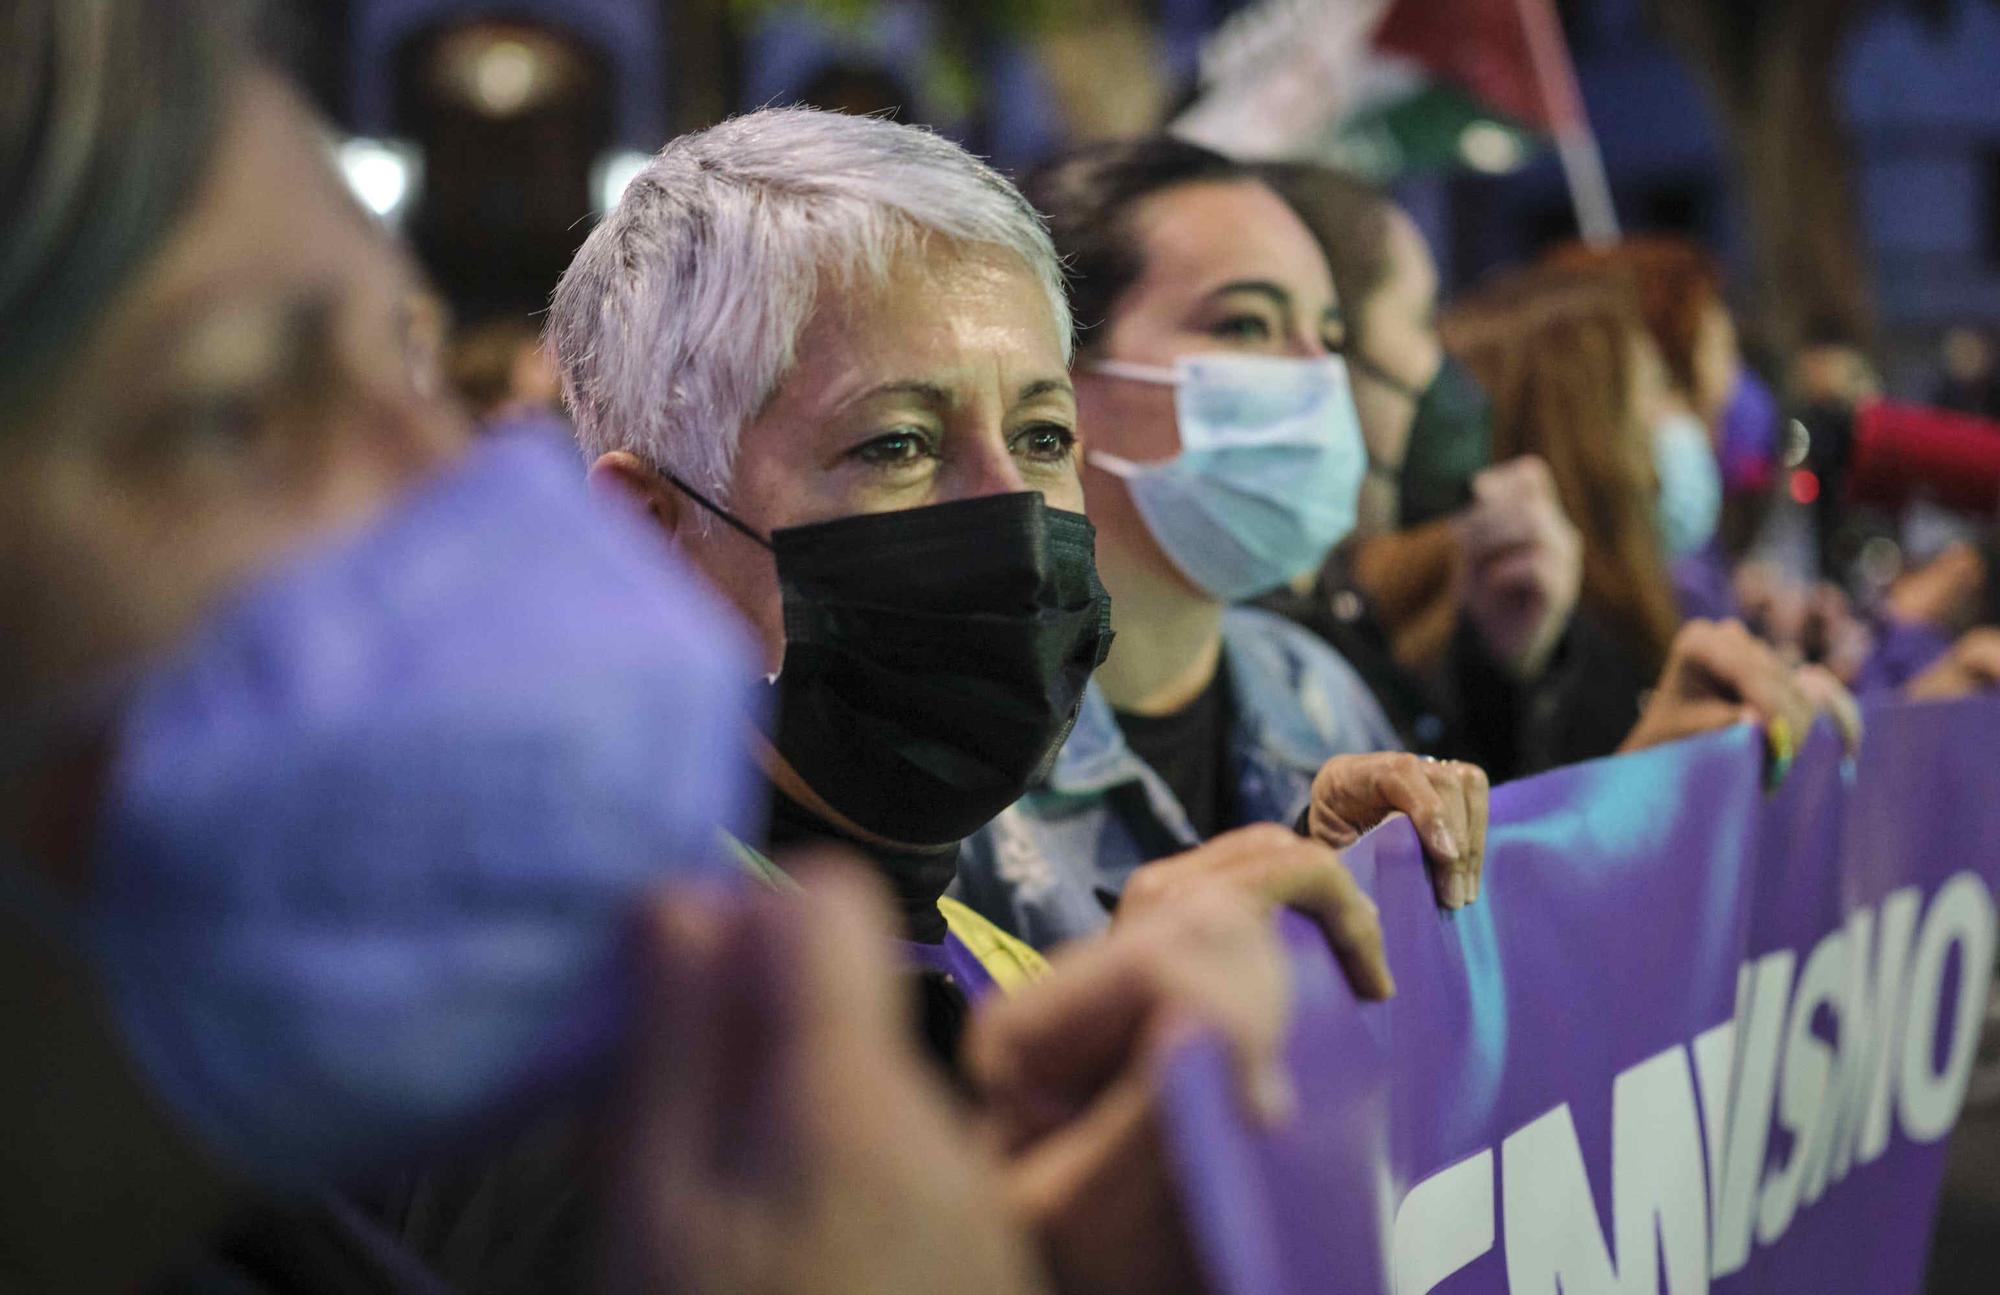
1653 1 1877 364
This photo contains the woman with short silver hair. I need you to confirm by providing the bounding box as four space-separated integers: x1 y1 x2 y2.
552 104 1108 989
550 107 1337 1294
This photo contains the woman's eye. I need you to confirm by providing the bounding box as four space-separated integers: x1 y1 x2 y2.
1210 314 1275 343
851 428 937 467
161 391 270 456
1014 423 1078 462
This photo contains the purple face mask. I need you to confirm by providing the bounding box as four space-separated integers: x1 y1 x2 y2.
81 433 762 1189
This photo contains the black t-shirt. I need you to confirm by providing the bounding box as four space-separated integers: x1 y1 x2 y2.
1113 666 1236 843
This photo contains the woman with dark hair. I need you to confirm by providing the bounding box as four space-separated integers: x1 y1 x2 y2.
1252 162 1599 780
954 137 1495 953
952 132 1844 958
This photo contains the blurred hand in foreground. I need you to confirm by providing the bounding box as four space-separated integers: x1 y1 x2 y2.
1117 824 1392 1000
601 856 1044 1295
968 884 1291 1295
606 854 1296 1295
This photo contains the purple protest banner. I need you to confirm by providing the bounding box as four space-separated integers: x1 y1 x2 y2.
1163 697 2000 1294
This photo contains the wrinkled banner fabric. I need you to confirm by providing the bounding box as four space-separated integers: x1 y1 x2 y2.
1162 697 2000 1294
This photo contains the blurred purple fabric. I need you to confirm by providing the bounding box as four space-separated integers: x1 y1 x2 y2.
88 433 762 1187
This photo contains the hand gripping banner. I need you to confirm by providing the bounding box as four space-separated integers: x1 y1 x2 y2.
1162 697 2000 1294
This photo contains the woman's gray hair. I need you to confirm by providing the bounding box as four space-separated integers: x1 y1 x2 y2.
0 0 251 431
547 107 1071 502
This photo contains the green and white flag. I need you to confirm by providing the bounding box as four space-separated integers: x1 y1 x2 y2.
1174 0 1562 179
1172 0 1615 237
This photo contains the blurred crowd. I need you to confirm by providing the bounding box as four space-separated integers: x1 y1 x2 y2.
5 2 1999 1294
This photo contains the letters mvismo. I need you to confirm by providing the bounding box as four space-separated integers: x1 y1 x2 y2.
1391 873 1997 1295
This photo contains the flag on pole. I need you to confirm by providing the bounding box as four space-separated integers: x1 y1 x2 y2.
1347 0 1555 175
1172 0 1619 240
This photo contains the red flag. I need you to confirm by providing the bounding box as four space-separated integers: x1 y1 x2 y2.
1372 0 1576 134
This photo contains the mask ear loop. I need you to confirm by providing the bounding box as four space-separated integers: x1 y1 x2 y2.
1339 344 1428 403
1086 357 1181 386
1335 346 1420 485
660 471 774 551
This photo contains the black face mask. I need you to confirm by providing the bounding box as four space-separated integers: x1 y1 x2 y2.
671 480 1115 848
1352 351 1496 529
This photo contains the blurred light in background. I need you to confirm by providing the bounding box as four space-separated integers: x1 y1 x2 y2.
471 39 539 116
1457 120 1527 174
1790 469 1822 505
431 22 581 120
338 137 421 224
1783 419 1813 468
593 149 652 214
1858 535 1905 592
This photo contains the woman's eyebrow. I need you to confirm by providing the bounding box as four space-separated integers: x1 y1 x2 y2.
851 379 954 409
1203 280 1292 311
1016 377 1075 403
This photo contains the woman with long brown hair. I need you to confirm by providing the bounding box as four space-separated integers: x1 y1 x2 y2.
1442 267 1683 710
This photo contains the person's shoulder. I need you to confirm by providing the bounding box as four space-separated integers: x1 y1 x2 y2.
1223 604 1374 690
1221 605 1399 751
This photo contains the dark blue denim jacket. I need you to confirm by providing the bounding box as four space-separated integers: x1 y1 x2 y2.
953 607 1400 950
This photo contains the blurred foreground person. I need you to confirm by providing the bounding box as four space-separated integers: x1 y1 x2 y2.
0 11 1282 1295
0 0 731 1288
0 3 789 1290
1252 163 1594 779
553 107 1298 1294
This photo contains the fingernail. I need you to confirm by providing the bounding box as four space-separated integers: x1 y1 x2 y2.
1768 716 1795 763
1443 875 1465 909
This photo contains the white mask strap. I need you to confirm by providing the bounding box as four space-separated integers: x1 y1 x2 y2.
1085 449 1148 479
1088 358 1181 387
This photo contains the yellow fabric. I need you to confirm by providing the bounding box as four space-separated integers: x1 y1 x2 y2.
723 831 799 890
723 832 1049 994
937 896 1051 994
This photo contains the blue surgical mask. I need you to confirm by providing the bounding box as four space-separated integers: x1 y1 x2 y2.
76 434 763 1189
1087 353 1366 600
1653 411 1724 559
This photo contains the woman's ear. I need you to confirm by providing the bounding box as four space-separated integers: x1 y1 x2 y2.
589 451 683 537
